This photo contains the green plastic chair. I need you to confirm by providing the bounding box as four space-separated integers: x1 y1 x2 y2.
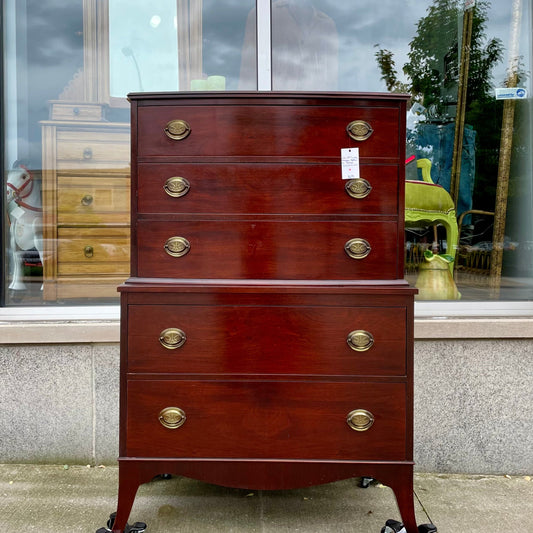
405 158 458 272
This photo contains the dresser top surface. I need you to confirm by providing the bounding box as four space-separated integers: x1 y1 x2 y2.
127 91 411 106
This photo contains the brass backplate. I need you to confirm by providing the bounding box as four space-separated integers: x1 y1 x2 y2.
345 178 372 199
159 327 187 349
346 120 374 141
347 330 374 352
164 177 190 198
159 407 186 429
344 238 371 260
346 409 374 432
164 236 191 258
165 119 191 141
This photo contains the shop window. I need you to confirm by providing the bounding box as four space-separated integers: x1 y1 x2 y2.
2 0 532 308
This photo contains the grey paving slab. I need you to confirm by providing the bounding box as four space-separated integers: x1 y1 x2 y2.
414 473 533 532
1 464 531 533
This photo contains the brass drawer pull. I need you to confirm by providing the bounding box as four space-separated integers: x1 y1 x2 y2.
164 236 190 258
83 147 93 159
81 194 94 206
159 328 187 349
346 409 374 432
344 238 371 260
345 178 372 199
164 177 190 198
346 120 374 141
165 119 191 141
84 245 94 258
347 330 374 352
159 407 186 429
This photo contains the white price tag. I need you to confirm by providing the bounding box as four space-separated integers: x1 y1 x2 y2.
341 148 360 180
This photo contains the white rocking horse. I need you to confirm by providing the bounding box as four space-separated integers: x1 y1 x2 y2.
6 161 44 291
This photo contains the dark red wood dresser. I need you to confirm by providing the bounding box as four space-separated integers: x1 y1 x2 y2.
111 92 419 532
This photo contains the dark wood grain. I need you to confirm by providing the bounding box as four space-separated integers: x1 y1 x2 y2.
136 104 401 159
125 380 407 460
135 219 400 279
127 303 407 376
111 93 419 533
137 162 399 215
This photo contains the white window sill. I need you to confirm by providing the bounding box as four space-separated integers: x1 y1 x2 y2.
1 304 533 343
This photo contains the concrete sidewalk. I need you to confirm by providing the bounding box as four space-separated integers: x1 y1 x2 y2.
0 464 531 532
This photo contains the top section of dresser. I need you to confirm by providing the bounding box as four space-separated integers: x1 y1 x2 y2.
129 92 409 162
128 92 409 281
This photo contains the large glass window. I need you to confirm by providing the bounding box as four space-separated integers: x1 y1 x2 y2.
2 0 256 306
2 0 532 307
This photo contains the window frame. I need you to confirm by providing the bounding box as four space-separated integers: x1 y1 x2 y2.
1 0 533 321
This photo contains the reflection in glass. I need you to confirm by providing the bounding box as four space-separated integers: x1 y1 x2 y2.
249 0 339 90
109 0 179 96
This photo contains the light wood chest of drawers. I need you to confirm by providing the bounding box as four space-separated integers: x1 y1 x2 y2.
111 92 419 532
41 120 130 300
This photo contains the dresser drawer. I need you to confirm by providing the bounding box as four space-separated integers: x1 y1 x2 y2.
136 104 400 159
56 130 130 170
135 220 400 280
57 227 130 275
136 163 399 216
57 176 129 225
127 304 407 376
125 380 407 460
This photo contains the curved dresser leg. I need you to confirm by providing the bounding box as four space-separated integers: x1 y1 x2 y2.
387 470 418 533
112 463 142 533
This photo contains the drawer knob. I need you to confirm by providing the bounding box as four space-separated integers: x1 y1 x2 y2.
159 328 187 349
164 177 190 198
164 236 191 258
81 194 94 206
344 238 371 259
346 409 374 432
84 245 94 258
346 120 374 141
159 407 186 429
347 330 374 351
345 178 372 199
165 119 191 141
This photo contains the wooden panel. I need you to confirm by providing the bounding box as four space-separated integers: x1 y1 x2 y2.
127 304 407 376
135 219 400 280
57 176 129 225
136 104 400 159
126 380 407 460
57 227 130 275
56 130 130 170
136 163 399 216
50 102 104 122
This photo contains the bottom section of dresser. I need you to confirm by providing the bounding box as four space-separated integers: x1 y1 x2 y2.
110 458 417 533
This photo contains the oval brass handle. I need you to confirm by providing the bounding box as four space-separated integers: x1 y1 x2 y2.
346 120 374 141
164 177 190 198
344 238 371 260
347 330 374 352
165 119 191 141
159 407 186 429
164 236 191 258
83 147 93 159
159 328 187 349
346 409 375 432
84 245 94 258
345 178 372 199
81 194 94 206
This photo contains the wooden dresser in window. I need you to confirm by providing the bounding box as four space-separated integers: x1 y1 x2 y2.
41 108 130 301
111 92 419 532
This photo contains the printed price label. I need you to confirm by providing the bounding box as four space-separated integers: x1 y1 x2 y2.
341 148 360 180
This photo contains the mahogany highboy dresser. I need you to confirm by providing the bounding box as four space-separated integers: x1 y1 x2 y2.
112 92 418 532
